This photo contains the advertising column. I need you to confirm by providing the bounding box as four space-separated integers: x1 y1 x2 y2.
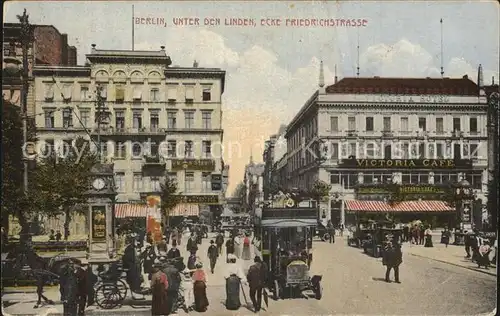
146 195 162 242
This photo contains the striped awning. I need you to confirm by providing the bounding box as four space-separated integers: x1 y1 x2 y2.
169 203 200 217
345 200 455 213
115 204 149 218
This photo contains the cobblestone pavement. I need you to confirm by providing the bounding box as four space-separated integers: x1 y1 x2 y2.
3 234 497 315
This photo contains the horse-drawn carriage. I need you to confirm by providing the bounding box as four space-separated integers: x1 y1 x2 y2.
254 207 322 300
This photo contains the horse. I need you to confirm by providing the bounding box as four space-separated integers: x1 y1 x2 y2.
9 242 82 308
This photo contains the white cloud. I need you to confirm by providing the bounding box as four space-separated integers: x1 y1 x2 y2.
360 39 498 83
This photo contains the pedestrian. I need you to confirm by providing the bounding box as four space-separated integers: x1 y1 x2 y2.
187 233 198 253
492 239 498 264
402 225 409 242
122 234 144 299
246 256 266 313
478 240 491 269
241 234 251 260
141 237 156 280
164 226 171 244
424 226 433 247
471 231 481 263
192 262 209 312
167 240 181 259
340 224 344 237
216 232 224 255
49 229 55 241
75 262 88 316
464 231 472 258
382 236 402 283
419 225 425 245
207 240 218 274
150 259 169 316
441 228 451 247
60 259 78 316
327 221 335 244
224 253 246 310
56 230 62 242
225 238 235 263
157 238 168 257
164 260 182 314
187 250 198 276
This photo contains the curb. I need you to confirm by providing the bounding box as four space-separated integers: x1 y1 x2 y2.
408 253 497 277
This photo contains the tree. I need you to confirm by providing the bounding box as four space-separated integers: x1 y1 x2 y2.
31 137 98 239
159 175 181 227
309 180 332 204
1 100 25 232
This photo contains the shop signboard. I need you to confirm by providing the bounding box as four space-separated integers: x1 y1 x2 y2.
175 195 219 204
171 159 215 171
91 206 106 240
340 159 472 169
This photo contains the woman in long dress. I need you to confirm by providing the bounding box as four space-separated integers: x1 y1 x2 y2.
424 227 433 247
241 234 252 260
150 260 169 316
192 263 209 312
224 254 246 310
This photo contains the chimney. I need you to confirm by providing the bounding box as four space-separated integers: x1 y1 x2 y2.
318 60 325 88
463 74 468 79
477 64 484 87
334 64 338 84
160 46 165 52
91 43 96 53
493 76 495 85
193 60 199 68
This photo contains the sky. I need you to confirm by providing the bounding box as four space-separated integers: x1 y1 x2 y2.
4 1 500 195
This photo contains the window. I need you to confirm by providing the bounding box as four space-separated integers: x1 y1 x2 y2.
132 143 142 157
453 143 461 159
150 88 160 102
185 86 194 103
363 173 375 184
348 143 357 157
185 172 195 192
401 143 409 158
330 143 339 159
383 117 391 131
400 117 409 132
167 140 177 158
45 84 54 101
133 86 142 101
348 117 356 131
401 173 412 184
115 85 125 103
330 116 339 132
167 111 177 129
167 86 177 101
133 112 142 129
330 172 340 184
115 172 125 192
184 141 194 158
168 172 177 184
44 110 54 128
384 145 392 159
453 117 461 131
114 142 126 159
202 88 211 101
436 143 444 159
62 109 73 128
366 143 375 158
202 111 212 129
202 141 212 158
80 86 89 101
469 143 479 159
465 173 482 190
184 111 194 129
42 139 55 155
99 85 107 100
436 117 444 133
434 173 457 184
340 172 358 189
100 143 108 159
418 117 426 131
469 117 478 133
133 173 143 191
61 85 72 102
80 110 90 128
202 172 211 192
419 143 425 159
150 177 161 192
149 141 159 156
150 112 159 131
115 111 125 130
365 117 374 131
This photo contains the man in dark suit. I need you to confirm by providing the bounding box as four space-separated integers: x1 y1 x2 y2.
246 256 267 312
383 237 402 283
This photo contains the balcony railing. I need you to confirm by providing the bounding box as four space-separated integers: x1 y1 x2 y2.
92 127 168 135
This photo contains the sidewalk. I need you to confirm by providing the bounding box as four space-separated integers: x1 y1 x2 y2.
402 242 497 277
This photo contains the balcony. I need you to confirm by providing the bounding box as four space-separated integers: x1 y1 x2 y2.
165 127 223 134
92 127 168 136
381 130 394 137
346 130 358 137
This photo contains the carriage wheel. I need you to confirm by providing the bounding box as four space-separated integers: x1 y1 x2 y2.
95 280 127 309
322 233 330 242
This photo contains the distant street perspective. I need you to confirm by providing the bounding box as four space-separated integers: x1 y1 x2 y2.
2 1 499 316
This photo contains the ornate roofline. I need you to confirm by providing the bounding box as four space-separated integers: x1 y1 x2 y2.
318 102 488 112
33 65 91 77
165 68 226 93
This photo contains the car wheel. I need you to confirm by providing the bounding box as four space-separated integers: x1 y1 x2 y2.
322 233 330 242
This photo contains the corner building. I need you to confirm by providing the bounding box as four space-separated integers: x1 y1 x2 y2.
33 46 226 233
285 73 489 228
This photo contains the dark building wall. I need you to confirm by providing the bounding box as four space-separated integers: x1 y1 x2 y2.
33 26 64 65
68 46 77 66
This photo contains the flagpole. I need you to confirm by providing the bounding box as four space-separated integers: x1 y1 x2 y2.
132 5 135 51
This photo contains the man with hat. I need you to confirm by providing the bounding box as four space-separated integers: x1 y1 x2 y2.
246 256 268 312
207 240 219 274
122 233 144 299
225 237 236 263
167 240 181 259
60 258 79 316
382 235 402 283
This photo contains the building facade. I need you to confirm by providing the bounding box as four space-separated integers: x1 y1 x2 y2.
285 64 489 227
33 45 226 234
262 125 287 200
244 157 265 213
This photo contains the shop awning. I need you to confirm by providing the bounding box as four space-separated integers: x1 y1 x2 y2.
345 200 454 213
260 218 317 227
115 204 149 218
169 204 200 217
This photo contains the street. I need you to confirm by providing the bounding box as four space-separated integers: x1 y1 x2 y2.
3 234 496 316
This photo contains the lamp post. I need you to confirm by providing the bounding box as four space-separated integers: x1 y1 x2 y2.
486 90 499 232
